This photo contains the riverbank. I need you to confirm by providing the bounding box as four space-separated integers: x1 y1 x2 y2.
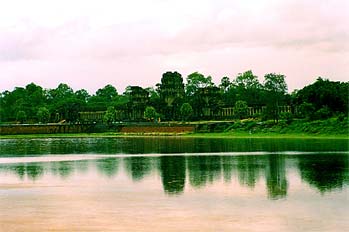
0 131 347 139
0 118 347 139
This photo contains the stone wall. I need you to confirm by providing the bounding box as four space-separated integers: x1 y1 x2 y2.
0 124 93 135
120 125 195 134
0 123 195 135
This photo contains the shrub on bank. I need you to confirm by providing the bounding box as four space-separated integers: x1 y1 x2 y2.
225 117 348 135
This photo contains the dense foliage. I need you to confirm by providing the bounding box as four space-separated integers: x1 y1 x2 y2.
0 71 348 124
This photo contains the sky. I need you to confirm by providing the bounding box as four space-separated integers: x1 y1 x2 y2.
0 0 348 94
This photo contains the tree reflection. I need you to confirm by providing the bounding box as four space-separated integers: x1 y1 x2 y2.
1 151 348 199
298 154 349 193
26 163 44 181
159 156 186 195
236 156 264 188
124 157 153 181
222 156 235 183
187 156 222 188
51 161 74 179
266 155 288 200
13 165 26 180
96 158 120 178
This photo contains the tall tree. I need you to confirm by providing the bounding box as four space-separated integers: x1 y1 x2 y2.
75 89 90 103
263 73 287 123
233 70 262 107
47 83 83 122
96 84 118 102
219 76 231 93
86 85 118 111
185 72 214 97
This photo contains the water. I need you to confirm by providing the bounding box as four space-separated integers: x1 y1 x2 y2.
0 137 348 231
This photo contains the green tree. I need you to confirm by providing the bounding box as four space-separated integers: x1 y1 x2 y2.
37 107 50 123
296 78 349 116
54 97 85 122
47 83 74 101
185 72 216 119
233 70 262 107
96 84 118 102
0 84 48 122
219 76 231 93
16 110 27 123
263 73 288 123
24 83 47 120
298 102 315 120
87 84 118 111
144 106 158 122
180 103 193 121
185 72 214 97
103 106 116 124
198 86 223 119
75 89 90 103
145 86 161 111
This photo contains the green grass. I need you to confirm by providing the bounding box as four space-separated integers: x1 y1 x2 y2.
0 131 347 140
184 131 348 139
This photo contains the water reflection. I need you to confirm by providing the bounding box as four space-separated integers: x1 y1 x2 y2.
1 137 348 156
124 157 154 181
298 154 349 193
187 156 222 188
97 158 119 178
1 153 348 198
160 156 186 195
236 155 264 188
266 155 288 200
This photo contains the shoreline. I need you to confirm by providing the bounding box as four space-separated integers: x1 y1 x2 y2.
1 132 348 140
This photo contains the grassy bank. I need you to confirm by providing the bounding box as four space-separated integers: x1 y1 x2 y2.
185 132 348 139
224 118 348 136
1 117 348 139
0 131 347 140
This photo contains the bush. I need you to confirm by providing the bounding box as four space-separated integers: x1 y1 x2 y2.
104 106 116 124
314 106 332 120
280 112 293 124
246 120 257 130
298 102 315 120
144 106 158 122
337 113 346 122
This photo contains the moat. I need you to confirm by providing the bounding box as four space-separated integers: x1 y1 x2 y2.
0 137 348 231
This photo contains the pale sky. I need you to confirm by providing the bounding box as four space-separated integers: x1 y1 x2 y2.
0 0 348 94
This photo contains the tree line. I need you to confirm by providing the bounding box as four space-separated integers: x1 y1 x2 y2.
0 70 348 123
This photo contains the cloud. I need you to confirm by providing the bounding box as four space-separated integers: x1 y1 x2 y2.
0 0 348 94
1 0 348 61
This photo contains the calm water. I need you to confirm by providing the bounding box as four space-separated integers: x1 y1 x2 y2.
0 137 348 231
